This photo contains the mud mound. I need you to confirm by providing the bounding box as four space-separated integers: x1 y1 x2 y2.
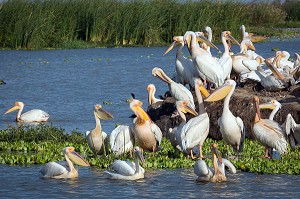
147 84 300 140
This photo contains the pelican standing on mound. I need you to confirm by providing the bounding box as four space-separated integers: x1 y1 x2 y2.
147 84 163 105
110 124 134 156
129 98 162 154
184 31 224 88
4 101 49 122
168 100 198 150
104 146 145 180
86 104 113 155
40 147 90 179
163 36 199 88
194 144 235 182
205 80 245 160
252 96 288 158
152 67 195 110
181 79 210 159
218 31 240 79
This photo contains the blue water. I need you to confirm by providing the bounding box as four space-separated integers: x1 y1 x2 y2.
1 38 300 198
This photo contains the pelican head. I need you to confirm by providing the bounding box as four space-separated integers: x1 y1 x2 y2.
63 147 90 167
205 79 236 102
4 101 24 114
259 100 281 110
94 104 114 120
211 143 222 164
133 146 145 165
163 36 184 56
222 31 240 46
176 100 198 116
129 98 151 122
152 67 171 84
265 57 286 81
195 79 210 98
195 31 220 52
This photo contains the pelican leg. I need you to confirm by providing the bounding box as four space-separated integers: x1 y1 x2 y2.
152 146 155 157
199 145 205 159
190 149 197 160
129 148 133 158
265 147 271 159
226 145 230 157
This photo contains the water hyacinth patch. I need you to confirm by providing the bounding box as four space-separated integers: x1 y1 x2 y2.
0 124 299 175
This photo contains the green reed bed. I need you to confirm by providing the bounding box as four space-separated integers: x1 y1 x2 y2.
0 124 299 174
0 0 290 49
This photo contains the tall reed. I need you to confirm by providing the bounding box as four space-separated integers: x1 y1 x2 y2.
0 0 288 49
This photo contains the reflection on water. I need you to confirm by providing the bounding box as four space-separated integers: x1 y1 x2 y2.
1 39 300 198
0 164 300 198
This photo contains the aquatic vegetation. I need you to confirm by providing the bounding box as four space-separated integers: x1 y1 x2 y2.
0 125 299 175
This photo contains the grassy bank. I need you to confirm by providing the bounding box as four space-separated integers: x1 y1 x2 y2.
0 0 299 49
0 124 299 175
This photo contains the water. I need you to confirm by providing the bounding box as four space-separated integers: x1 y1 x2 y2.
0 38 300 198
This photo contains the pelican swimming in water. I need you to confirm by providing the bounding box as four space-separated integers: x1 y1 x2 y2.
205 79 245 160
4 101 49 123
168 100 198 150
152 67 195 110
147 84 163 105
181 79 210 159
110 124 134 156
129 98 162 154
163 36 199 88
194 144 236 182
252 96 288 158
86 104 113 155
40 147 90 179
104 146 145 180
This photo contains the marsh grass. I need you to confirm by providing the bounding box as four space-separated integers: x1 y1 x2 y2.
0 124 299 174
0 0 290 49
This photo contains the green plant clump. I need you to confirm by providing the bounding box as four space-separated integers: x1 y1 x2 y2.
0 124 299 175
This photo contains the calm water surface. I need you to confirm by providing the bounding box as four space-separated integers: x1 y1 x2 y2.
1 38 300 198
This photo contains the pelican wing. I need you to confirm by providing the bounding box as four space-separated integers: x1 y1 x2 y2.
254 119 288 154
181 114 209 150
170 82 195 110
150 123 163 146
242 59 259 71
236 116 245 152
194 160 213 181
21 109 49 122
40 162 67 177
260 76 286 92
219 158 236 174
109 160 136 176
283 114 300 150
110 125 134 155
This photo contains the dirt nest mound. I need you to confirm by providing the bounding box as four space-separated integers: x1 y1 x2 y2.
147 83 300 140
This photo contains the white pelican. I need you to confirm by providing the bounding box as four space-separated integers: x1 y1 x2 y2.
168 100 198 150
147 84 163 105
40 147 90 179
259 100 300 151
181 79 210 159
218 31 240 79
194 144 235 182
205 80 245 160
259 99 282 159
86 104 113 155
163 36 199 88
104 146 145 180
252 96 288 158
129 98 162 153
4 101 49 123
109 124 134 156
184 31 225 88
152 67 195 110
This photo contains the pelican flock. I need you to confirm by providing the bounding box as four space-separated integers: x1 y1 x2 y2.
4 24 300 184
